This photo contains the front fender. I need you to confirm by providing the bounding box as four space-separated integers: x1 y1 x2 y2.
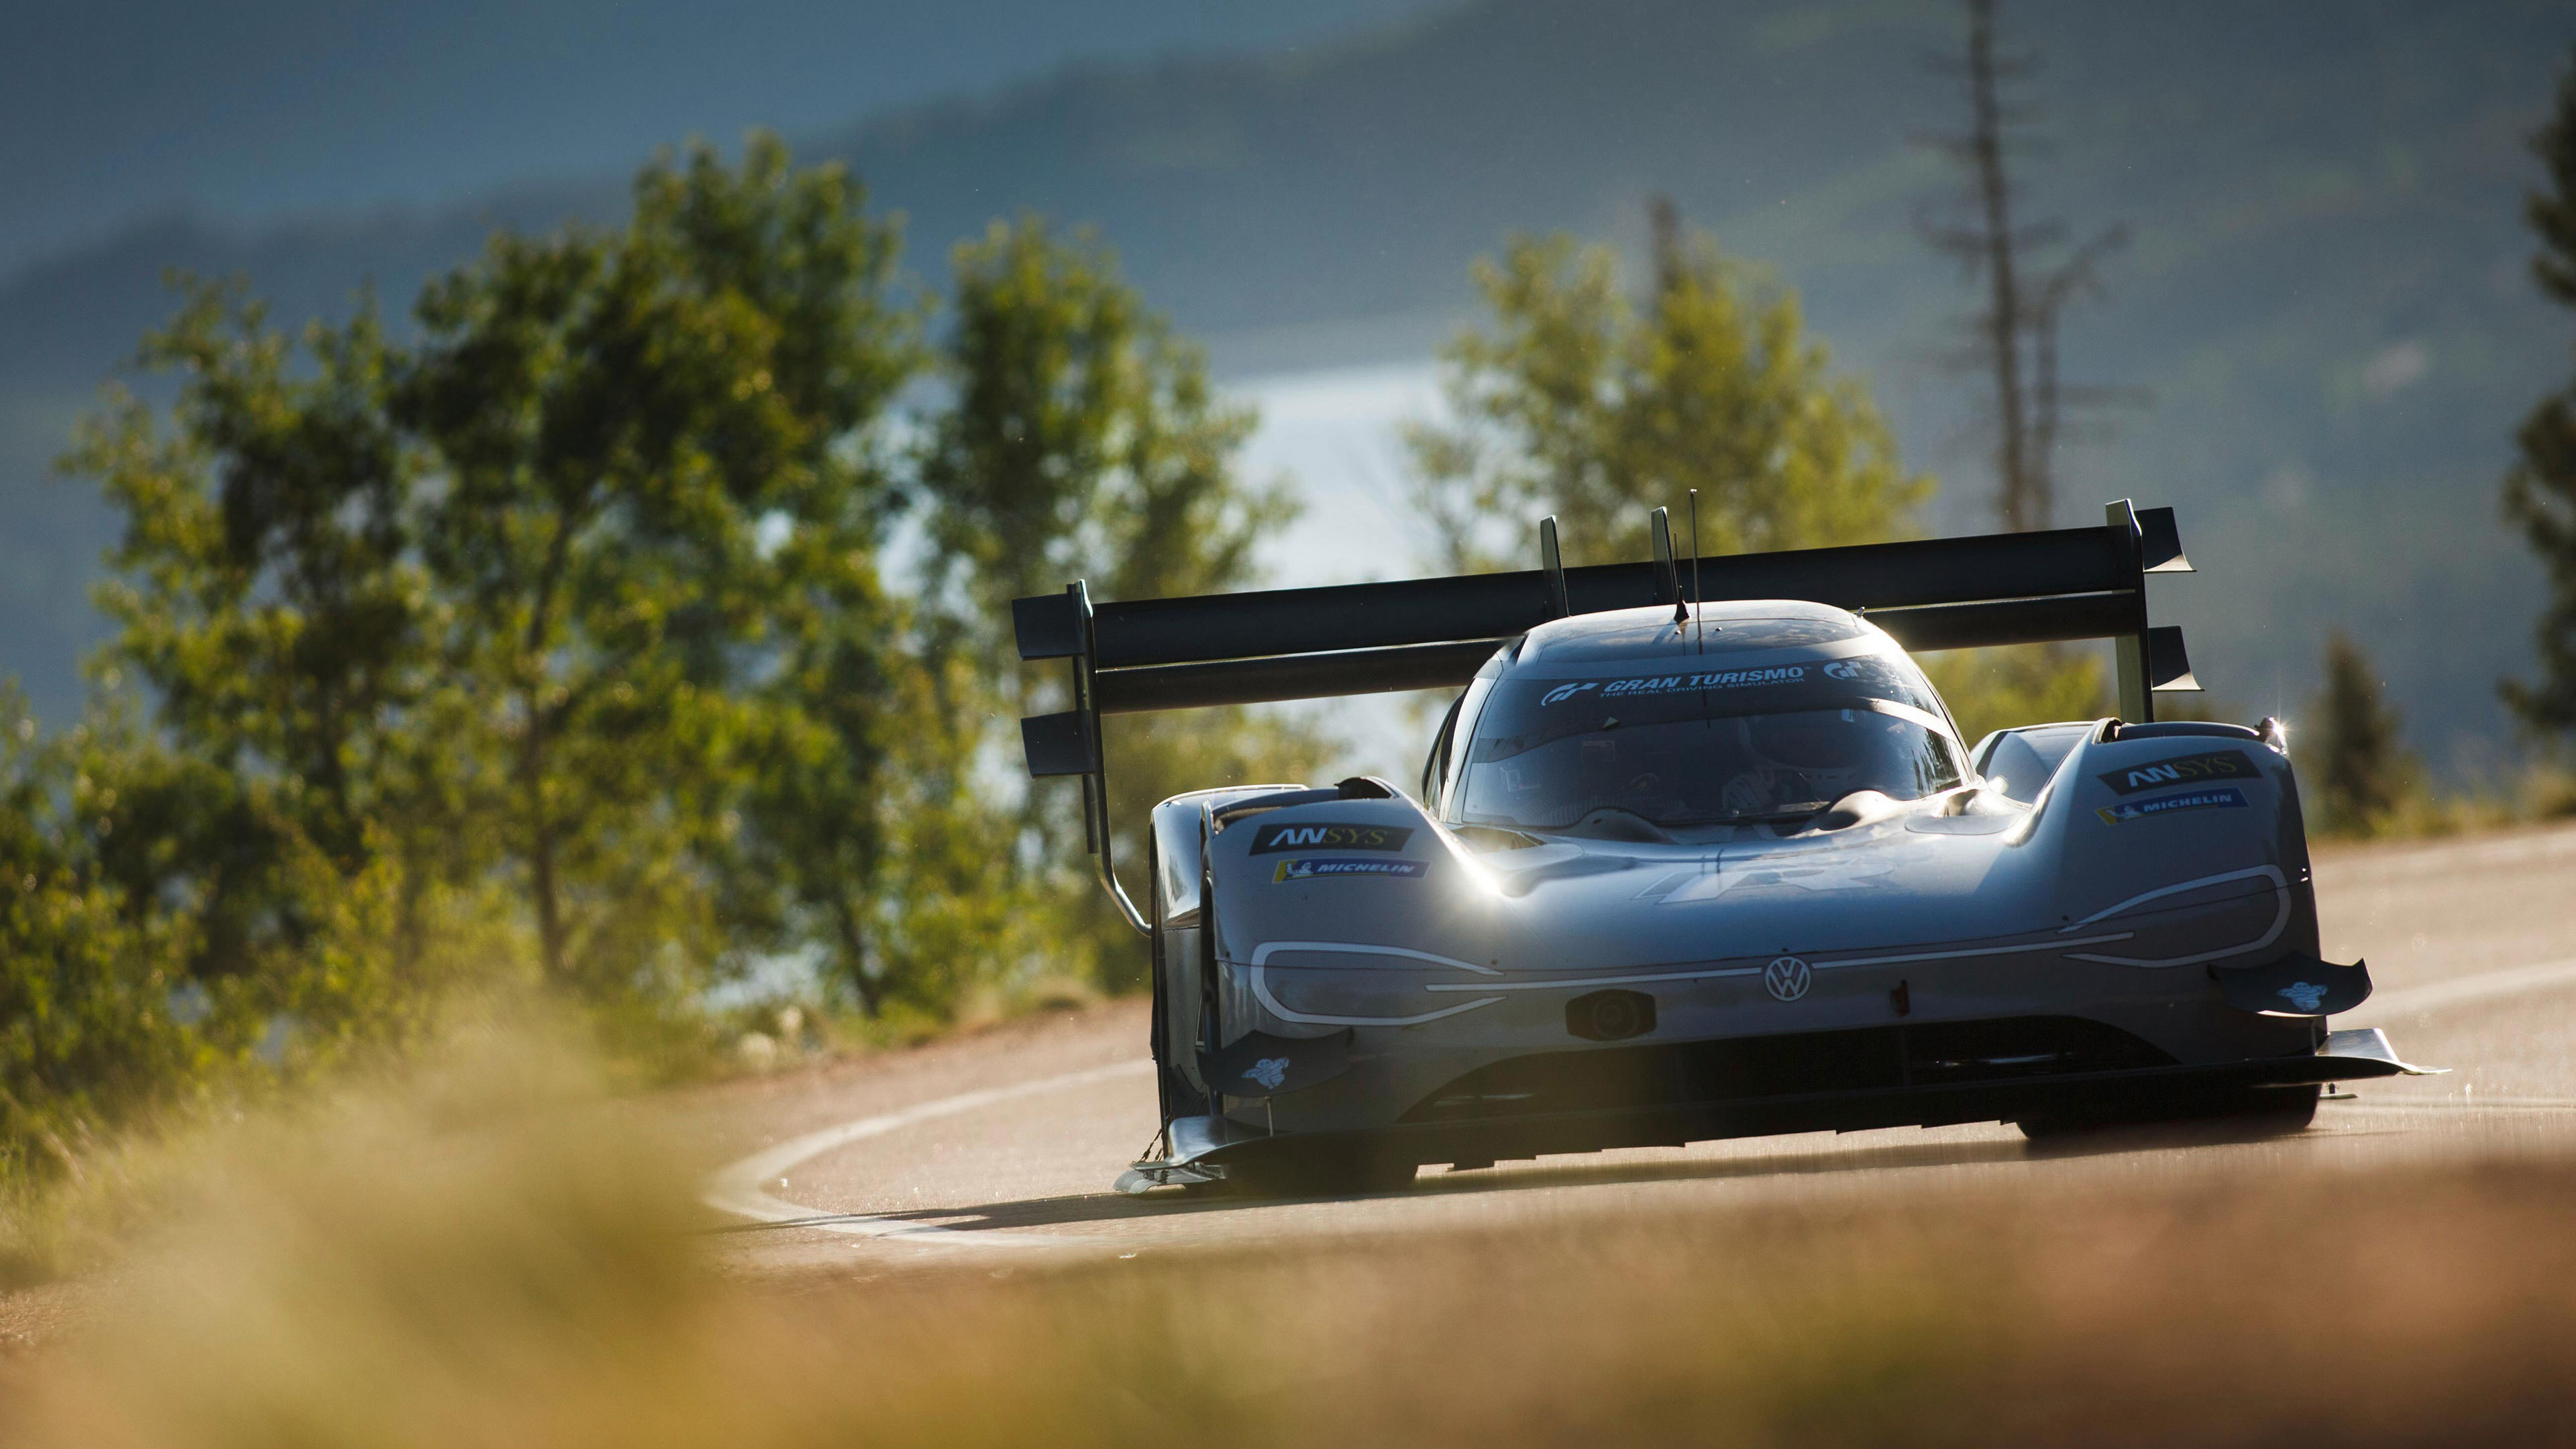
1200 794 1518 1049
1150 786 1303 1102
2021 724 2319 965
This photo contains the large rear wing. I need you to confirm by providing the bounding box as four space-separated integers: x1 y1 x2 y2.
1013 498 2197 931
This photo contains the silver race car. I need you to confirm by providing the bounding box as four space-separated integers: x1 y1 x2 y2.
1012 502 2435 1194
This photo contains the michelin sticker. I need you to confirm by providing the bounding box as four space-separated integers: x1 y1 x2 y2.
2095 786 2250 825
1243 1057 1290 1089
1542 666 1808 705
2277 981 2328 1012
1273 857 1429 883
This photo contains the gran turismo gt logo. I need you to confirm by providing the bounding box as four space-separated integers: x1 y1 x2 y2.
1822 659 1863 680
2277 981 2328 1012
1764 955 1813 1002
1541 669 1807 706
1243 1057 1290 1090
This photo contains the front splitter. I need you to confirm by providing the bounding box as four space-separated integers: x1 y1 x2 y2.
1119 1026 2435 1190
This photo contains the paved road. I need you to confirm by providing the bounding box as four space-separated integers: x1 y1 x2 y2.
707 823 2576 1275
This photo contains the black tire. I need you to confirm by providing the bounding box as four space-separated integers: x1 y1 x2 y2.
2018 1084 2320 1143
1219 1146 1419 1199
1146 839 1205 1124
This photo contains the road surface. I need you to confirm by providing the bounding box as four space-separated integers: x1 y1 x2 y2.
704 822 2576 1276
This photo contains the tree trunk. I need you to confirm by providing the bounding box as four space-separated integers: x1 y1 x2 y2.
521 507 577 988
1966 0 2036 532
833 898 883 1018
521 676 568 987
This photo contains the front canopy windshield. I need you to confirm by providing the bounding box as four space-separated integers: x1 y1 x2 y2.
1454 657 1964 832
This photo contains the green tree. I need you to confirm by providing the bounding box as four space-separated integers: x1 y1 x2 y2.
918 218 1324 988
2504 45 2576 741
1921 649 2112 748
0 688 201 1188
1409 215 2100 737
1405 223 1928 571
391 135 918 1002
727 582 970 1019
2309 633 2411 836
0 682 424 1199
63 282 439 984
61 135 930 1025
42 142 1318 1091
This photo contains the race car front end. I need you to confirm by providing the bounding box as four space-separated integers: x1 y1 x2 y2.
1120 717 2435 1193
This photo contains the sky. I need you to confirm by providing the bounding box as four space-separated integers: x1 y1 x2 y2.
3 0 1451 277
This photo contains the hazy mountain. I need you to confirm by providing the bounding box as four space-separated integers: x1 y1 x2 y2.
3 0 2569 768
4 0 1457 275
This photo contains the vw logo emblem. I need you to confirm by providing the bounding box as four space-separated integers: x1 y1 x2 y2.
1764 955 1813 1002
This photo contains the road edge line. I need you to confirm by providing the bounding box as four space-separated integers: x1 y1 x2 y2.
702 1057 1154 1248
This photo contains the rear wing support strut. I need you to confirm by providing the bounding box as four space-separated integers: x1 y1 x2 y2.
1018 580 1149 935
2105 498 2198 723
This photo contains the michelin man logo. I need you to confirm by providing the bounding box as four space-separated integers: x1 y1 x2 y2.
2277 981 2328 1012
1243 1057 1291 1090
1541 682 1601 706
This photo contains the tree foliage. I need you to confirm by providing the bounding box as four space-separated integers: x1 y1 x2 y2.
8 141 1331 1185
918 219 1324 988
2310 633 2412 836
15 138 1286 1186
58 136 933 1032
2503 45 2576 741
1406 225 1927 571
1407 214 2100 738
0 689 203 1182
391 134 920 999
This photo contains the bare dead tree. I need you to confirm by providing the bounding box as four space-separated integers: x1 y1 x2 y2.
2029 223 2132 512
1917 0 2130 532
1648 192 1686 302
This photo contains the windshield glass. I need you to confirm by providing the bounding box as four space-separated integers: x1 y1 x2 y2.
1453 656 1962 830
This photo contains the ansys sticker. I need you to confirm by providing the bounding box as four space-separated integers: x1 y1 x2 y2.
1248 821 1413 855
2096 749 2258 796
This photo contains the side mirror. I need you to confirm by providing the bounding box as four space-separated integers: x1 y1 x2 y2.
2257 716 2290 755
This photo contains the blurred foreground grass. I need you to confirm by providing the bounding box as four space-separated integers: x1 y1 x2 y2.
4 1030 2573 1448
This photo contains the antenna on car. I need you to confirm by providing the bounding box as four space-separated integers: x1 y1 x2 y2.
1686 489 1705 652
1650 506 1679 627
1539 515 1570 619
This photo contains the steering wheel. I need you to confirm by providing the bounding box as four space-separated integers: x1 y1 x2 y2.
1570 805 1676 843
1721 770 1778 814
